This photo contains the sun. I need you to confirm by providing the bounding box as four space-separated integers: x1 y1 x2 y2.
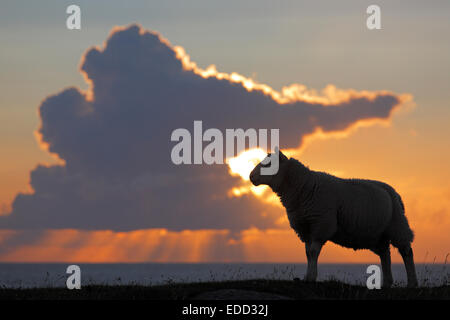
226 148 282 207
227 148 267 181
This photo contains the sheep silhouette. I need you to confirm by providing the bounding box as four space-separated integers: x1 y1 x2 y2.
249 149 418 287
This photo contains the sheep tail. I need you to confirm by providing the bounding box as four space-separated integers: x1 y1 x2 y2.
387 188 415 247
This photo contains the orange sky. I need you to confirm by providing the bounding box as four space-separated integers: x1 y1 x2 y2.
1 122 449 263
1 64 449 264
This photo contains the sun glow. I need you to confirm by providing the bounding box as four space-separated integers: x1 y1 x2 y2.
226 148 281 206
227 148 269 197
227 148 267 181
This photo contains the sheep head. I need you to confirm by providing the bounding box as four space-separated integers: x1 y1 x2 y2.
249 147 289 190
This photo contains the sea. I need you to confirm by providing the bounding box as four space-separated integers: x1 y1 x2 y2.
0 263 448 288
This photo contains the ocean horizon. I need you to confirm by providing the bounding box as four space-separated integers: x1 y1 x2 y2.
0 263 448 289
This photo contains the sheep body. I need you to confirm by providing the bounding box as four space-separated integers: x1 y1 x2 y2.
281 162 413 250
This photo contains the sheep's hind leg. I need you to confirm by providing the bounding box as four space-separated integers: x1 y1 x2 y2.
305 241 323 282
398 244 418 288
373 244 393 288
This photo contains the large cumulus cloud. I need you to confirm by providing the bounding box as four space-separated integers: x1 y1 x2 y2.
0 25 408 231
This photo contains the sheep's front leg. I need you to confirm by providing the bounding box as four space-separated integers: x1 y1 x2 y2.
305 241 323 282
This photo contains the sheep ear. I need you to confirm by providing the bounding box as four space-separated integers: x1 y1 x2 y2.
278 149 288 161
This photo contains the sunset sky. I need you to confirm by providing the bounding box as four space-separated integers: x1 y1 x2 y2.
1 0 450 263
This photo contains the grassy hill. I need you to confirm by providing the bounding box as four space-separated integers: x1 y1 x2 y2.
1 279 449 300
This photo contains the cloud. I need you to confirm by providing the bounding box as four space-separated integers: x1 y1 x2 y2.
0 25 410 231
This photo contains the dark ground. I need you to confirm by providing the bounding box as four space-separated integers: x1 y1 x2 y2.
0 279 449 300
